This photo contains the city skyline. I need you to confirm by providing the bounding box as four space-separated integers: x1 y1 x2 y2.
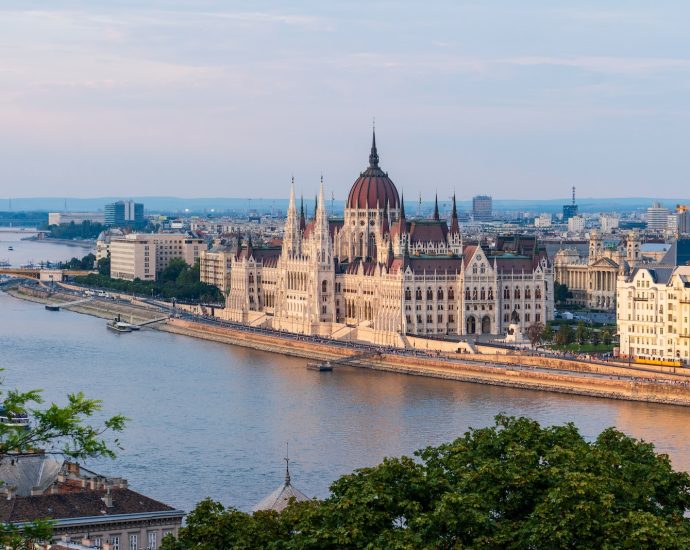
2 1 690 199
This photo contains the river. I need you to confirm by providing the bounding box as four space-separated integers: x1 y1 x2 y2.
2 292 690 514
0 229 94 267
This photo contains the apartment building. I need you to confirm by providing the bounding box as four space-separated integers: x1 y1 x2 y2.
199 245 233 294
110 233 204 281
617 265 690 363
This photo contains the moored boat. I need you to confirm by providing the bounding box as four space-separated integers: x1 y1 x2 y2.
0 405 30 430
306 361 333 372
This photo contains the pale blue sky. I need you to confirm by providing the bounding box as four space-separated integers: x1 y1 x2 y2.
2 1 690 200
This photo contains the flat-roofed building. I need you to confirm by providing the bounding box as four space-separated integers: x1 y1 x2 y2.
200 245 232 294
472 195 492 222
48 212 105 225
110 233 204 281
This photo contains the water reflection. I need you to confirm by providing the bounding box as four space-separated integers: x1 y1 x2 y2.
1 291 690 513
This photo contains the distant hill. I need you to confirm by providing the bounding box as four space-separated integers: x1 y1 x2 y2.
0 196 687 215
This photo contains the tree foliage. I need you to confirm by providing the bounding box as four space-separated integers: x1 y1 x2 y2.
555 323 574 346
45 221 105 240
74 259 223 303
526 322 544 348
554 283 572 305
161 416 690 549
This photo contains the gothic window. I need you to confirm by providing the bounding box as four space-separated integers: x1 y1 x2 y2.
249 273 254 284
417 315 422 323
525 287 531 299
504 287 510 299
472 287 478 300
427 314 433 323
480 287 486 300
488 288 494 300
465 287 471 300
322 280 328 294
449 288 455 300
416 288 422 300
535 287 541 299
427 288 433 300
514 287 521 300
437 288 444 300
504 313 509 322
405 288 412 300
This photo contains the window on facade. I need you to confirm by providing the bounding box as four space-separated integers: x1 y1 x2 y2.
129 534 137 550
438 315 443 323
449 314 455 323
417 315 422 323
504 313 509 322
322 280 328 293
480 288 486 300
427 289 433 300
405 288 411 300
148 532 157 550
111 536 120 550
472 288 478 300
449 288 455 300
437 288 444 300
488 288 493 300
515 287 521 299
525 287 531 299
535 287 541 299
427 314 432 323
504 287 510 299
416 288 422 300
465 288 471 300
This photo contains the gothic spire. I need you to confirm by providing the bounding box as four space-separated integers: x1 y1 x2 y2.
399 192 406 219
433 193 440 221
450 193 459 234
299 196 306 231
369 126 379 168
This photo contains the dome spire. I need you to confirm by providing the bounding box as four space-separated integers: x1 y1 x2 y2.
369 123 379 168
433 193 440 221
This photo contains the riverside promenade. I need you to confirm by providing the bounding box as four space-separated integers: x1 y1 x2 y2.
9 283 690 407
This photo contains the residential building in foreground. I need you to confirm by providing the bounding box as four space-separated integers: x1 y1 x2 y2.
199 244 233 294
225 132 554 345
617 265 690 363
110 233 204 281
0 454 183 549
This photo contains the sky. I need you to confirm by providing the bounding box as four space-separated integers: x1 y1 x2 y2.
2 1 690 201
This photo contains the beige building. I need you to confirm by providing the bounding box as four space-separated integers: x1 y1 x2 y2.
225 132 554 346
110 233 204 281
617 265 690 363
200 246 233 294
553 230 636 311
0 455 184 549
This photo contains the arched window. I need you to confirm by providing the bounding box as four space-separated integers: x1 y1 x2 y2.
514 287 521 300
448 288 455 300
480 287 486 300
525 287 531 299
535 287 542 299
405 288 412 300
416 288 422 300
465 287 471 300
472 287 478 300
437 288 444 300
427 288 433 300
488 288 494 300
249 273 254 285
504 287 510 299
322 280 328 294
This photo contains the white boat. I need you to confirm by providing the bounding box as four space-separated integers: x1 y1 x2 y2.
107 321 132 333
0 405 30 430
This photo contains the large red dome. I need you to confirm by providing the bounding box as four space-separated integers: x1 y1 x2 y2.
346 132 400 210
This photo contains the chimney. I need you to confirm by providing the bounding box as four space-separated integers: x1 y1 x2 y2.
102 487 113 508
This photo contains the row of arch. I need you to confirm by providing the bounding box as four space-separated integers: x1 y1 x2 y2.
405 287 456 301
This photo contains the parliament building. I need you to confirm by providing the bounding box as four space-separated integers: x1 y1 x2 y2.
224 132 554 346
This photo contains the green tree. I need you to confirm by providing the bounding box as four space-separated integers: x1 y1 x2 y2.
0 379 127 547
162 416 690 549
541 322 554 342
575 321 589 345
97 256 110 277
602 328 613 346
527 322 544 348
159 258 188 284
590 330 601 346
554 283 572 304
555 323 574 346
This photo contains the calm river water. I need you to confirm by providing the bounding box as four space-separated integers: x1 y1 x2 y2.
1 238 690 514
0 230 94 266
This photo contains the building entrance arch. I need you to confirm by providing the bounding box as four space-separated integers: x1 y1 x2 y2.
481 315 491 334
466 316 476 335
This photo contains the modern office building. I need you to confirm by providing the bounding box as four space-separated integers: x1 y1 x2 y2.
472 195 493 222
105 200 144 227
646 201 670 231
562 186 578 222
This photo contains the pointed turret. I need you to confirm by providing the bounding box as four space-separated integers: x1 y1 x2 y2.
369 127 379 168
283 177 301 256
235 231 243 259
450 193 459 235
299 196 306 232
433 193 440 221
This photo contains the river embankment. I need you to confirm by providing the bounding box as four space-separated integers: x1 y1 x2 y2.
8 285 690 407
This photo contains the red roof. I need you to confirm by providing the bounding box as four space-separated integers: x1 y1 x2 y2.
347 172 399 210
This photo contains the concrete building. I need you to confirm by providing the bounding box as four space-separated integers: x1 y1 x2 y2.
676 205 690 235
105 201 144 227
110 233 204 281
646 201 670 231
0 454 184 548
48 212 105 226
600 214 620 233
199 245 233 294
567 215 585 234
472 195 492 222
225 132 554 344
534 214 552 228
617 265 690 363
